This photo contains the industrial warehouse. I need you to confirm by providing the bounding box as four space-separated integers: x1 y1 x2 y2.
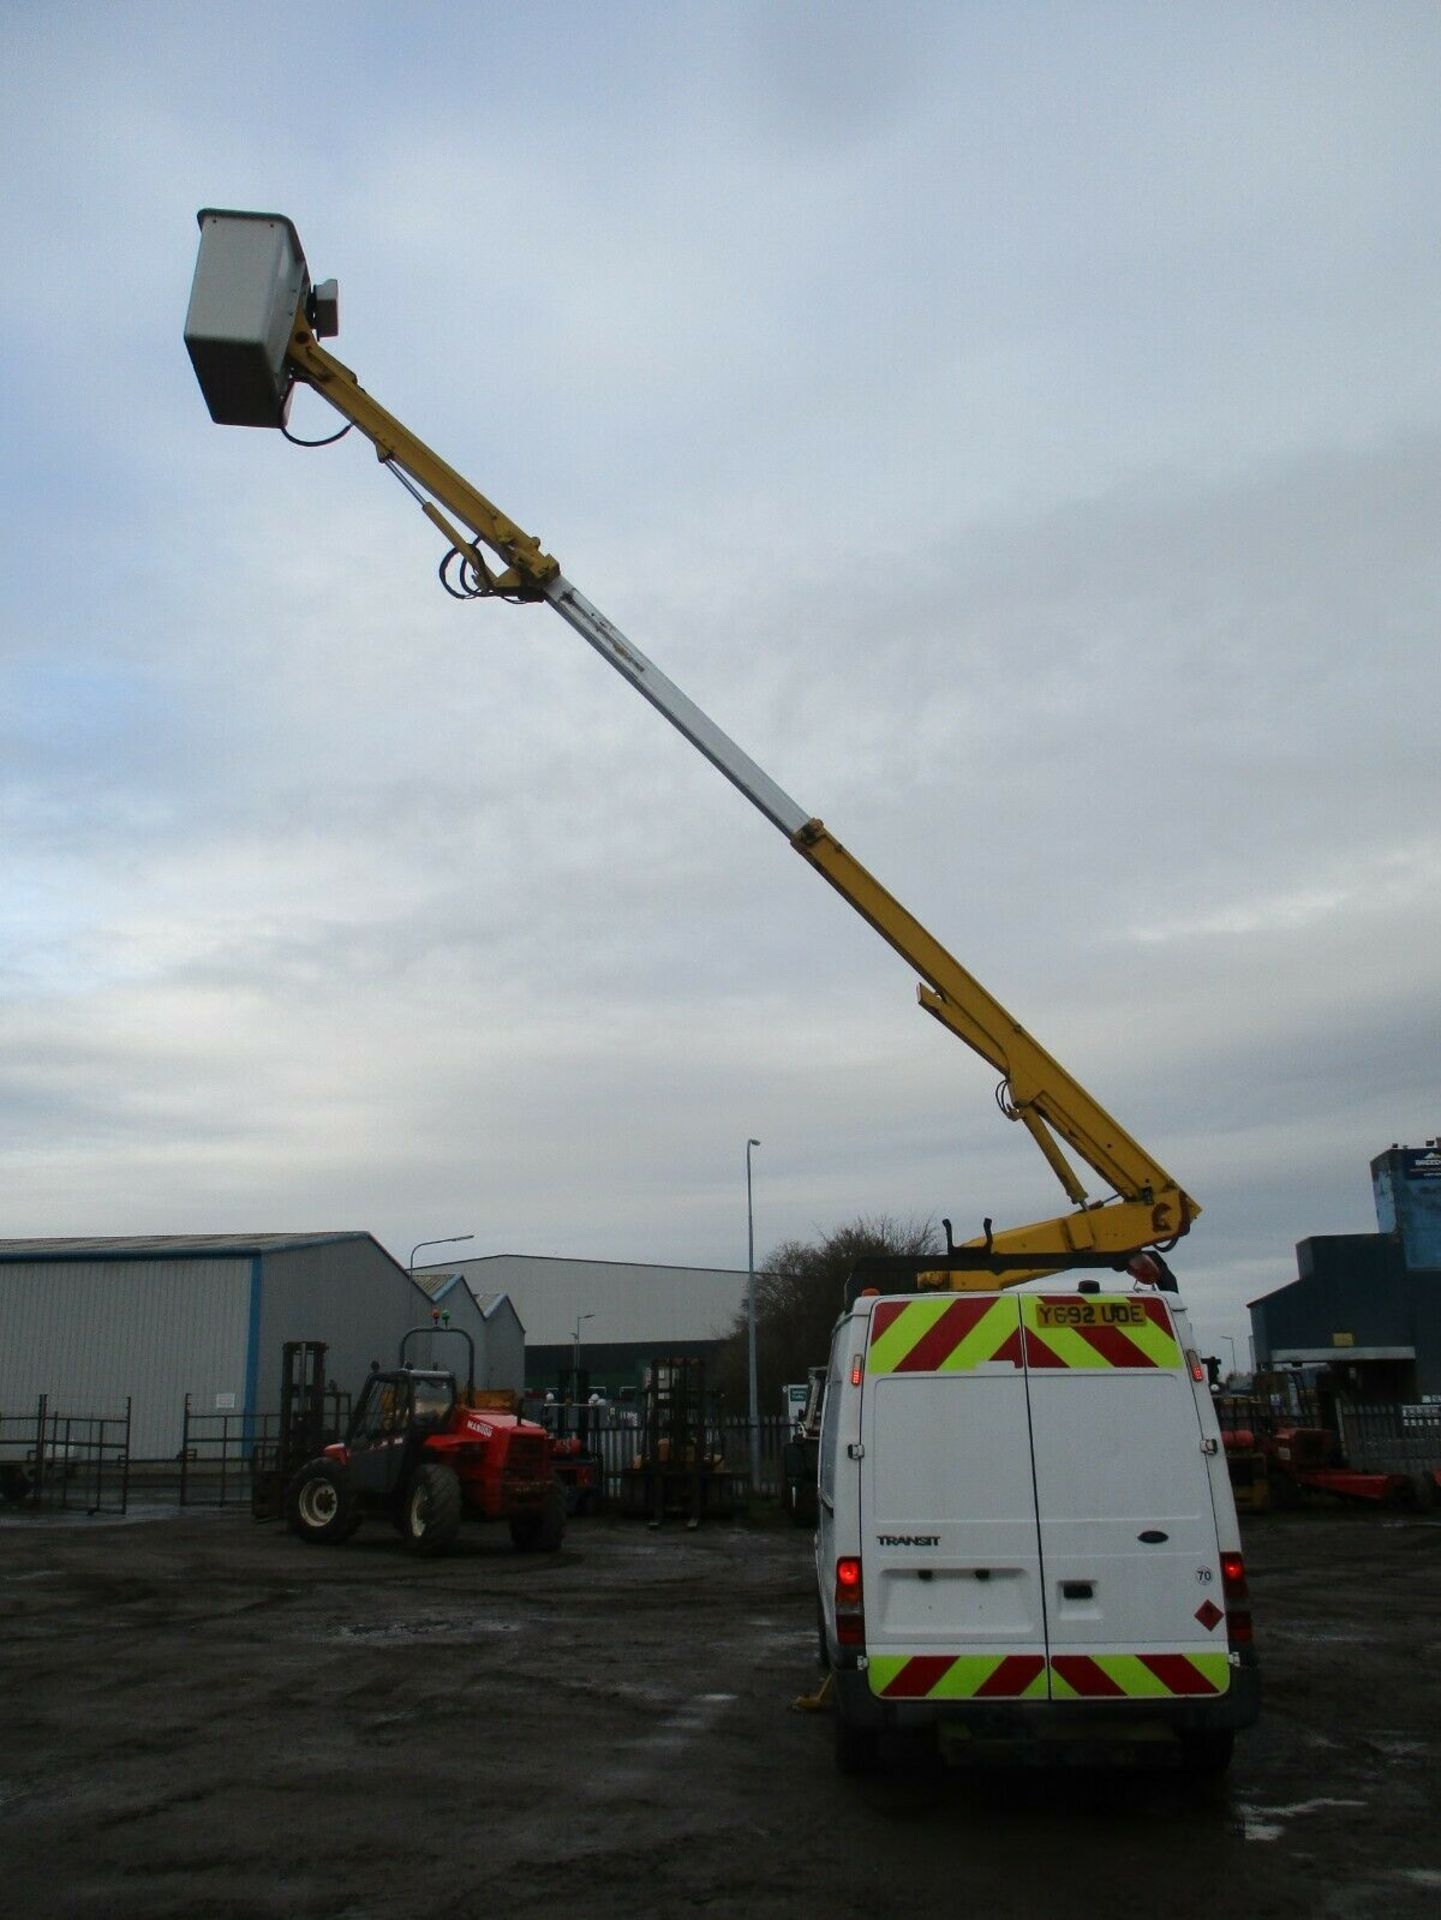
415 1251 749 1398
0 1235 746 1463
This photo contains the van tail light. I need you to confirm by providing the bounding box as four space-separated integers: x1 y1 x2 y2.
1220 1551 1252 1645
835 1556 865 1648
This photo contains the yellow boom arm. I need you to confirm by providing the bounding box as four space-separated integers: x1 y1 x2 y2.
791 821 1197 1284
184 210 1199 1287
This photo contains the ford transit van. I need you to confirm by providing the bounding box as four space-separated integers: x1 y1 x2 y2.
815 1284 1259 1773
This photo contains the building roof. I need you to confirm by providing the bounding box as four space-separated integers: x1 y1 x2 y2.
0 1232 383 1264
414 1252 749 1347
410 1270 516 1321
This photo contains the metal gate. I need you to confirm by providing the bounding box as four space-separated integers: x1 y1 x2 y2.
178 1384 351 1508
1339 1401 1441 1476
0 1395 132 1515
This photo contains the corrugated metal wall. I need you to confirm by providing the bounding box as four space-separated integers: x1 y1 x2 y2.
0 1241 536 1459
253 1241 423 1413
479 1302 525 1390
0 1257 251 1458
400 1292 525 1393
436 1254 748 1348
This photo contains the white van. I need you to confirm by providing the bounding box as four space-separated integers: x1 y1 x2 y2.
815 1281 1259 1773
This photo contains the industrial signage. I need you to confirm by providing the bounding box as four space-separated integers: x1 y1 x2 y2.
1402 1148 1441 1180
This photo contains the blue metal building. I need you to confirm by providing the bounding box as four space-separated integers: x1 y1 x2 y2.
1250 1140 1441 1400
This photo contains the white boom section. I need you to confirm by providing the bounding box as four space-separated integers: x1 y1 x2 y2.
543 576 810 839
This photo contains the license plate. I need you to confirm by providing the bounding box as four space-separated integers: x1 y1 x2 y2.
1033 1299 1149 1330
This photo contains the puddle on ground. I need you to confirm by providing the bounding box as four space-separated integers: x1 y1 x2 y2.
1262 1628 1369 1647
1237 1796 1366 1843
332 1618 523 1642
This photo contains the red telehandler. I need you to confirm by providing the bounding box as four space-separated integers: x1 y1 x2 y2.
287 1326 565 1555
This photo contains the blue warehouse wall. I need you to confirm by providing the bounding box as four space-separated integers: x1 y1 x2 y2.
1372 1143 1441 1270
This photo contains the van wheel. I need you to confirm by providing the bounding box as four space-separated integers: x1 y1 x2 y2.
834 1710 879 1775
1179 1729 1234 1776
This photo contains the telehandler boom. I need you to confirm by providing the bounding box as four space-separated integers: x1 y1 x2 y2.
184 209 1198 1288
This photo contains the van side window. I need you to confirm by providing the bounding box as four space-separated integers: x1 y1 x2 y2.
818 1346 845 1506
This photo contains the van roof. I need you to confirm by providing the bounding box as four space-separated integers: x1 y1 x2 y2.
843 1259 1178 1305
845 1282 1189 1310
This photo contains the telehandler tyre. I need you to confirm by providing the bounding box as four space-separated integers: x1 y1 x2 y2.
402 1462 462 1555
510 1480 566 1551
286 1458 361 1545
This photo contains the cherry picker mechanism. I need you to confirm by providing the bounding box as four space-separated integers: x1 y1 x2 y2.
184 209 1199 1292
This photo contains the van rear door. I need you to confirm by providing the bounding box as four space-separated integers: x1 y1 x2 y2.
1019 1293 1232 1703
860 1295 1049 1704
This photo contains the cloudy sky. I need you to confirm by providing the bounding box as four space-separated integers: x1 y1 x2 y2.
3 2 1438 1361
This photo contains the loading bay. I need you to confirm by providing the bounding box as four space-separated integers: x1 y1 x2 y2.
2 1505 1437 1920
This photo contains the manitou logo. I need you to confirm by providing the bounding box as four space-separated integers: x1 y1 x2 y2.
878 1533 939 1547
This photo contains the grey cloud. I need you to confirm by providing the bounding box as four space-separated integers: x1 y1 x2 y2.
1 6 1437 1362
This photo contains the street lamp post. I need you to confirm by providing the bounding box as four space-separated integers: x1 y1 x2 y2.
1223 1335 1238 1379
571 1312 595 1390
746 1137 761 1495
407 1232 475 1274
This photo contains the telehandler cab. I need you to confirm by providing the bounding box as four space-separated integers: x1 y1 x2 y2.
286 1326 565 1555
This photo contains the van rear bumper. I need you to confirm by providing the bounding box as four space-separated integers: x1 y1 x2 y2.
834 1657 1260 1741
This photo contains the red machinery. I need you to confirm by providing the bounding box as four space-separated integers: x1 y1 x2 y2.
1216 1395 1415 1509
286 1326 565 1554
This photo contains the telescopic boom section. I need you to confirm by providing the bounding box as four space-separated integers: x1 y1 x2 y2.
185 211 1198 1288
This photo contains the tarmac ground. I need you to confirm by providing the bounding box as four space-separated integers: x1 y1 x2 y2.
2 1499 1438 1919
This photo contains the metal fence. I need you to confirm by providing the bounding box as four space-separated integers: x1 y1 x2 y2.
563 1409 794 1502
177 1400 276 1507
1339 1401 1441 1475
178 1388 351 1507
0 1395 131 1515
4 1393 799 1516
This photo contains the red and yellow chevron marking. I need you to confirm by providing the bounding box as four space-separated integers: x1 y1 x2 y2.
1021 1294 1182 1371
1049 1652 1230 1698
867 1296 1023 1374
868 1653 1047 1700
868 1650 1230 1701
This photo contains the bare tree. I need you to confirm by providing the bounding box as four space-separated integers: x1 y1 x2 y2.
713 1215 938 1412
